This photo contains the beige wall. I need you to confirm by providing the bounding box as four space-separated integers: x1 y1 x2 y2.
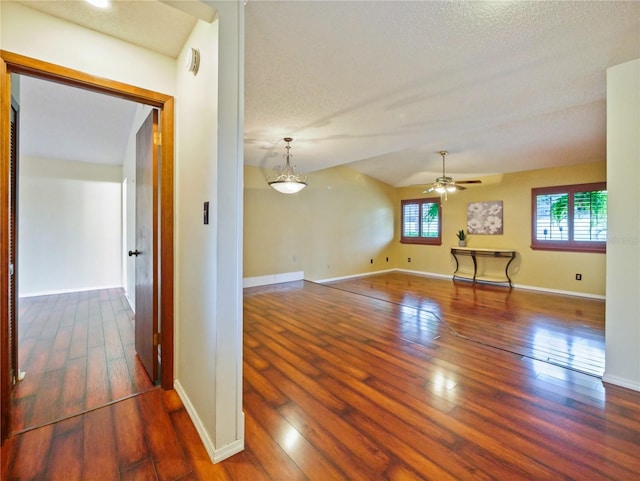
396 161 607 296
246 160 606 297
245 165 397 281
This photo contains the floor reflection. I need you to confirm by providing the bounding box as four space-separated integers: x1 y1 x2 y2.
326 273 605 378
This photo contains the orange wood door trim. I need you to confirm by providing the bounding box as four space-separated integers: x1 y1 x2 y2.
0 51 175 442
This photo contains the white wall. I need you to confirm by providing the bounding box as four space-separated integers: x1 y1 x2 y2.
2 0 246 460
174 1 244 462
0 2 176 95
18 157 122 296
604 58 640 391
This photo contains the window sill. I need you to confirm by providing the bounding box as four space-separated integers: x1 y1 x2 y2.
530 245 606 254
401 239 442 246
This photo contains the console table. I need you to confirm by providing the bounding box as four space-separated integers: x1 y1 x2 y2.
450 247 516 287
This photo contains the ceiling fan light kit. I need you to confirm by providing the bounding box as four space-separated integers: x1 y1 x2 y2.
267 137 308 194
424 151 481 199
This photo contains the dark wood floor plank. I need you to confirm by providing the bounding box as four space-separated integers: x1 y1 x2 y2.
1 423 54 479
138 389 191 481
86 345 110 407
169 406 234 481
243 360 290 408
46 421 84 481
113 395 150 472
108 356 136 400
242 403 309 481
243 387 348 481
120 458 159 481
27 367 65 428
83 405 119 481
61 357 87 418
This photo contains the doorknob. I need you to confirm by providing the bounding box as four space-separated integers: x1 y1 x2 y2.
128 250 141 257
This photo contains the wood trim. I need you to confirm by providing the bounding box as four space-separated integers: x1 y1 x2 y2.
160 97 174 390
0 50 169 108
0 55 11 445
0 51 176 441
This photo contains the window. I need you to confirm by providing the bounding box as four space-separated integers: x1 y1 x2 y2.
401 198 441 245
531 182 607 253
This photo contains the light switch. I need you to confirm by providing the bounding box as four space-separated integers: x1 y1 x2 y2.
204 201 209 225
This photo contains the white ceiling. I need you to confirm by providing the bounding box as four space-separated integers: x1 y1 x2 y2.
13 1 640 187
18 75 139 165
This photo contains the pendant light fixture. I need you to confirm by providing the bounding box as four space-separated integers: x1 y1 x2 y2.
267 137 308 194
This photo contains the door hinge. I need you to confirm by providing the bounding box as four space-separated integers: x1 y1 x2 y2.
153 332 161 346
153 131 162 146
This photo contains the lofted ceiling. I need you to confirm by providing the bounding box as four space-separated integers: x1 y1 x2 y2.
12 1 640 187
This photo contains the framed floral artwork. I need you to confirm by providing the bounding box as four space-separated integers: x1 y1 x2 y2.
467 201 503 235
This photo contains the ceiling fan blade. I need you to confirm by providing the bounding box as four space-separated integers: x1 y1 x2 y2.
423 185 436 193
453 184 467 191
456 179 482 184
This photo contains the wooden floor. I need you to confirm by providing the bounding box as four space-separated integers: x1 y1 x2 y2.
3 274 639 480
326 272 606 377
12 289 154 433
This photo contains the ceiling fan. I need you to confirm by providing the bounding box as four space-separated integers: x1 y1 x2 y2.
423 151 482 196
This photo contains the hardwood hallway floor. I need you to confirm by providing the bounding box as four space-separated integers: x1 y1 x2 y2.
2 277 638 480
12 288 154 433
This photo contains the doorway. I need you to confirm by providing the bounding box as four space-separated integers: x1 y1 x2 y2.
0 51 175 443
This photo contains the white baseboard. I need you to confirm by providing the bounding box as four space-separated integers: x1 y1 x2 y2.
244 268 605 300
243 271 304 288
174 380 245 463
124 290 135 313
19 284 124 298
396 269 605 299
316 268 396 284
512 283 605 300
394 268 452 280
602 373 640 392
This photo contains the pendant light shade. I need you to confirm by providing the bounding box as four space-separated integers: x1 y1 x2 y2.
268 137 308 194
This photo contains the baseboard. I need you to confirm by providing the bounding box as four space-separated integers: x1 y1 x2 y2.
602 373 640 392
315 268 396 284
396 269 605 299
243 271 304 288
511 283 606 300
124 290 135 313
394 268 452 280
174 380 245 463
244 268 605 300
19 284 124 298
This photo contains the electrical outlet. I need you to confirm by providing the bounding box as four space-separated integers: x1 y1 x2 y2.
575 273 582 281
408 257 411 262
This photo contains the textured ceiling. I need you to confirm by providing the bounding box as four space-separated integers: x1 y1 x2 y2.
245 1 640 187
11 1 640 187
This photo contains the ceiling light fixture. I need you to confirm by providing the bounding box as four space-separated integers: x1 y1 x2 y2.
268 137 308 194
85 0 111 9
424 150 482 200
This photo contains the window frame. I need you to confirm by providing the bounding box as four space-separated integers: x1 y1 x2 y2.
531 182 607 253
401 197 442 245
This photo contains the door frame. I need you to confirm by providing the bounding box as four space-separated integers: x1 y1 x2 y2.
0 51 175 441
